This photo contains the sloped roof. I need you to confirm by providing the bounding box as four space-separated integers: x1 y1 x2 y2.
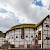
6 24 36 33
36 15 49 27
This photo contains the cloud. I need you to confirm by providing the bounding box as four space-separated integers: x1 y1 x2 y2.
0 8 7 13
0 8 36 32
0 0 49 32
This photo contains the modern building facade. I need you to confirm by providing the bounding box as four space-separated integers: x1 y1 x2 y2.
0 15 50 49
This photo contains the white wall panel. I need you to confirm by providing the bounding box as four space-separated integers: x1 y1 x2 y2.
11 42 14 44
6 35 10 41
9 31 12 35
43 40 47 44
0 43 2 46
2 42 5 44
25 38 29 41
19 38 24 41
9 39 12 42
30 33 34 37
43 44 48 48
19 32 21 34
15 32 19 34
25 41 28 44
30 31 34 34
24 31 29 33
15 42 19 47
28 41 31 44
37 25 42 30
48 32 50 35
48 28 50 31
24 45 27 48
15 34 18 37
15 38 19 41
47 21 49 24
43 24 46 27
0 41 2 44
43 31 47 34
46 18 49 20
19 41 24 45
43 35 46 39
15 29 20 34
44 21 47 23
30 38 33 41
11 39 14 42
10 35 12 39
0 37 2 39
30 28 34 31
43 27 47 30
6 33 9 40
11 30 14 35
48 40 50 44
32 41 34 45
15 29 20 32
15 34 20 38
19 34 21 38
25 34 29 38
48 45 50 48
38 40 42 44
24 28 29 31
19 29 21 32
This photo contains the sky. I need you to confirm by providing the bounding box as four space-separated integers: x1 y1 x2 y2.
0 0 49 32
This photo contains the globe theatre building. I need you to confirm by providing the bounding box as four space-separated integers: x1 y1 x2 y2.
2 15 50 49
6 24 36 48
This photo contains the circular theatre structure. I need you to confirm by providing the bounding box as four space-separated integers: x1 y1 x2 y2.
6 24 36 48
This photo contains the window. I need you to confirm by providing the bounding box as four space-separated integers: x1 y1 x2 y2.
31 36 33 38
9 38 10 39
38 31 41 40
46 37 49 40
4 36 5 38
21 28 24 39
16 36 18 38
36 28 37 30
12 37 13 39
46 25 49 27
26 36 28 38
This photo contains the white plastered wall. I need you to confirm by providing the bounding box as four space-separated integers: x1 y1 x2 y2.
43 17 50 49
36 25 42 48
0 37 5 47
24 28 35 48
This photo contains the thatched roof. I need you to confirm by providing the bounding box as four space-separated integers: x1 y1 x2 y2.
6 15 49 33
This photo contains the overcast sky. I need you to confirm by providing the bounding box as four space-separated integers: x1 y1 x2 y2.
0 0 49 32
